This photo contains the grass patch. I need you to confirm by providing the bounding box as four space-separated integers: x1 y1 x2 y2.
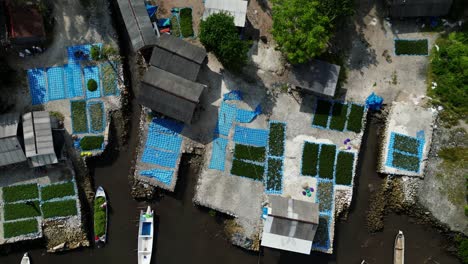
346 104 365 133
268 123 285 157
41 182 75 201
392 152 420 172
393 134 420 154
94 196 106 237
318 144 336 179
266 158 283 191
395 39 428 55
179 8 194 37
231 159 264 180
335 152 354 185
71 101 88 133
302 142 319 176
41 200 77 218
3 219 39 238
2 184 38 203
312 100 332 128
438 146 468 164
329 103 348 131
4 201 41 221
89 102 104 132
313 215 330 248
102 62 117 95
233 144 266 162
317 181 333 212
80 136 104 151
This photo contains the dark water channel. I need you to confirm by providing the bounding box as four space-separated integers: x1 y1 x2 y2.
0 108 460 264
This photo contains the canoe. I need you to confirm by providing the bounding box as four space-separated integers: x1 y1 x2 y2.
138 206 154 264
20 253 30 264
94 186 108 245
394 230 405 264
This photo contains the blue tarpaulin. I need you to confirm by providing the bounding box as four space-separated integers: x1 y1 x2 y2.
157 18 171 27
365 92 383 111
146 4 157 18
223 90 243 101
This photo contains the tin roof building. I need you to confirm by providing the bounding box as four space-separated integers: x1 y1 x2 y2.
387 0 453 17
288 60 341 97
0 113 26 167
261 195 320 254
22 111 58 167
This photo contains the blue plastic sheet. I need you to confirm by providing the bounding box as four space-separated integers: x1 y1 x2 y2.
28 68 48 105
215 103 237 136
151 118 184 135
146 4 158 18
47 67 66 101
146 132 182 152
64 63 84 98
140 168 174 185
365 92 383 111
141 148 179 168
209 137 228 171
233 126 269 147
223 90 243 101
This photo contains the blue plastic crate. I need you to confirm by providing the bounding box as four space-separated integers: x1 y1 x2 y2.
46 66 66 101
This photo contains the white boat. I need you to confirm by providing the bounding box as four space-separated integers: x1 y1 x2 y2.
94 186 108 244
20 253 30 264
138 206 154 264
394 230 405 264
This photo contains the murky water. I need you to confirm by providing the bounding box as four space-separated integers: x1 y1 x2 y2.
0 108 460 264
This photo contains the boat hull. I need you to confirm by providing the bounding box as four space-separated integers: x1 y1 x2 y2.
20 253 30 264
394 231 405 264
94 186 108 244
138 206 154 264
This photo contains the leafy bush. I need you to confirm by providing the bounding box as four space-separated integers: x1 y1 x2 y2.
231 159 264 180
102 62 117 95
71 101 88 133
179 8 194 37
335 151 354 185
271 0 354 63
428 31 468 124
319 144 336 179
266 158 283 191
90 45 101 60
456 236 468 263
87 79 98 92
318 181 333 211
49 111 65 122
80 136 104 151
4 201 41 221
313 100 332 128
392 152 420 172
395 39 428 55
3 219 38 238
234 144 266 162
465 205 468 217
302 142 319 176
42 200 77 218
2 184 38 203
268 123 286 157
41 182 75 201
200 13 249 72
393 134 420 155
329 103 348 131
346 104 365 133
94 196 106 237
89 102 104 132
313 215 330 248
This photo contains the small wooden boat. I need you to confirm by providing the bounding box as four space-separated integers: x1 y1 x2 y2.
138 206 154 264
394 230 405 264
20 253 30 264
94 186 108 245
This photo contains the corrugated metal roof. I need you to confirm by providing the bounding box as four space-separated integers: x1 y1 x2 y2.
150 46 201 82
22 111 58 167
288 59 340 97
203 0 248 27
0 112 20 138
268 195 319 224
156 34 207 64
116 0 158 51
0 137 27 167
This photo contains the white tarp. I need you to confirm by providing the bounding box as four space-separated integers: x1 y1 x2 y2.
203 0 248 27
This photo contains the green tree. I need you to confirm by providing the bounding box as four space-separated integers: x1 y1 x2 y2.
429 31 468 124
271 0 354 64
199 13 249 72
